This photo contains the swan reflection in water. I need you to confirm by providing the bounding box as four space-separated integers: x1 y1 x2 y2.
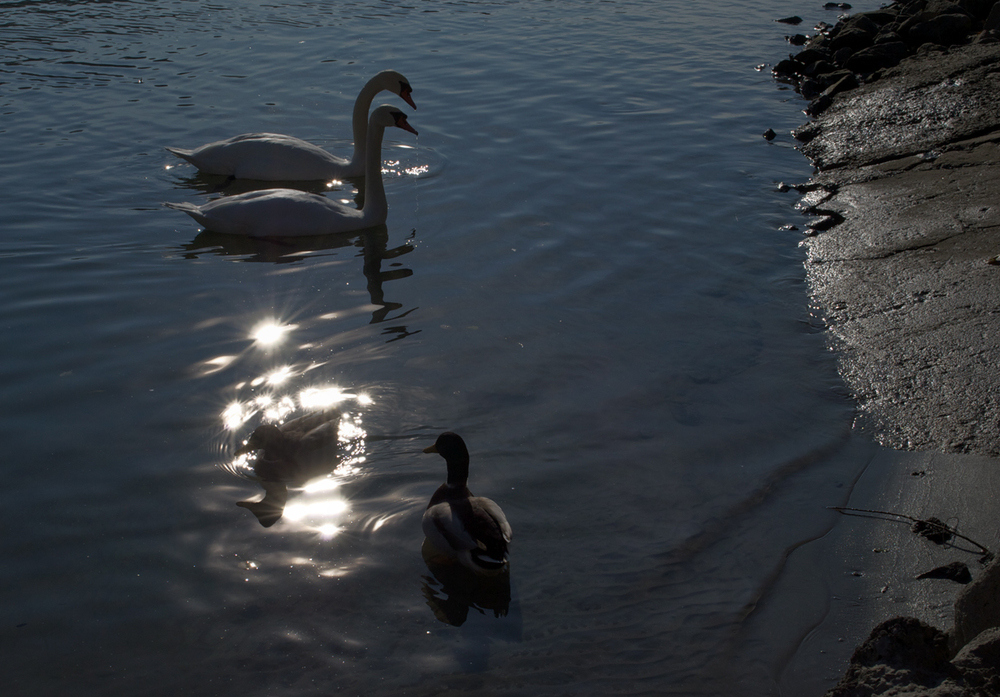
226 394 368 529
180 224 417 330
421 539 511 626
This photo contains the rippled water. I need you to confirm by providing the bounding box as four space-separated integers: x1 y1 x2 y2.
3 1 885 695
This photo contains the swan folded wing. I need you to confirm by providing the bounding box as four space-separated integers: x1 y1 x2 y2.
169 189 363 237
166 133 350 180
223 135 350 180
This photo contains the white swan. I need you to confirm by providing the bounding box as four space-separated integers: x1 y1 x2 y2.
164 105 417 237
164 70 416 180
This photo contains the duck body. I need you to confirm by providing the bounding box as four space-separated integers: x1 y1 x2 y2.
422 432 512 575
232 409 342 528
164 105 417 237
235 409 341 483
165 69 416 180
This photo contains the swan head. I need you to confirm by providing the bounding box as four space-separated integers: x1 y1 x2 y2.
372 69 417 110
370 104 418 136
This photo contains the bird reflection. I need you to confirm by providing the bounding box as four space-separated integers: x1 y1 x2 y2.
420 539 511 626
178 224 418 335
232 408 346 527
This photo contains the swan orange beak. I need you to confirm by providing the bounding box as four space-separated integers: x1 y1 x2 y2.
396 115 419 136
400 83 417 110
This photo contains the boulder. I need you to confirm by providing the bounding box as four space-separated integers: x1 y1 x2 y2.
951 557 1000 652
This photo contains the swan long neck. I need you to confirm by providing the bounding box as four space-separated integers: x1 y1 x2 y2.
349 77 383 167
361 121 388 224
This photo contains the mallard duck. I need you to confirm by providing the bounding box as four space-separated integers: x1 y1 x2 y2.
422 432 512 575
165 69 416 180
164 106 417 237
233 409 341 527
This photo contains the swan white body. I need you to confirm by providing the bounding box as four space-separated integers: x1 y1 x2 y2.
165 70 415 180
164 105 417 237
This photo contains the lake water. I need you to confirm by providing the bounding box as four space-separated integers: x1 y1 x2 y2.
2 1 888 695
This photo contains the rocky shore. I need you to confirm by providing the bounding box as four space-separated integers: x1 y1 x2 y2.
771 1 1000 694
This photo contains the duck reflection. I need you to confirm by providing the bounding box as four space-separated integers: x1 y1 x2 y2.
421 539 511 626
232 408 346 527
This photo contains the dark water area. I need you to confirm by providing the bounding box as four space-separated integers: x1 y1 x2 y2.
1 1 886 694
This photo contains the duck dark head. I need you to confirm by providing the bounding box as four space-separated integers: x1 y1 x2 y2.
424 432 470 486
234 423 284 456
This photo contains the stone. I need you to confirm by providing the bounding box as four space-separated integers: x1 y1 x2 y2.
951 628 1000 693
952 557 1000 652
844 40 909 74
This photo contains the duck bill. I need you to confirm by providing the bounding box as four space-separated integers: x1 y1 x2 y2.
423 444 438 454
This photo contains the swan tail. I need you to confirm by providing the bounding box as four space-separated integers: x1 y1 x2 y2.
162 201 210 228
164 146 197 163
162 201 199 214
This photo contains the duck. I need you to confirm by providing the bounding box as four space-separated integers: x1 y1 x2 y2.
422 432 512 575
164 69 416 180
232 409 342 527
164 105 417 237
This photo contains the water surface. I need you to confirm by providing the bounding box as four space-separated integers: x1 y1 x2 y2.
2 1 884 694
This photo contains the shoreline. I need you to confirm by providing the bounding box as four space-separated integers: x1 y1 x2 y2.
769 1 1000 694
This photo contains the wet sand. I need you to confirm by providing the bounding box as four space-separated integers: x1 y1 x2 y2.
768 4 1000 694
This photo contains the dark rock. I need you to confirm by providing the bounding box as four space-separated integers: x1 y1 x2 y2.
916 561 973 584
850 618 951 671
800 78 825 100
906 13 975 47
803 60 838 77
857 9 902 27
826 617 1000 696
833 46 855 67
986 3 1000 31
874 29 904 44
825 2 852 9
808 94 833 116
844 41 909 74
792 124 818 143
831 26 878 52
805 32 833 53
797 47 834 65
762 128 776 141
840 12 883 37
773 56 802 79
952 628 1000 693
807 73 859 115
953 557 1000 652
787 34 808 46
958 0 995 21
776 15 803 25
